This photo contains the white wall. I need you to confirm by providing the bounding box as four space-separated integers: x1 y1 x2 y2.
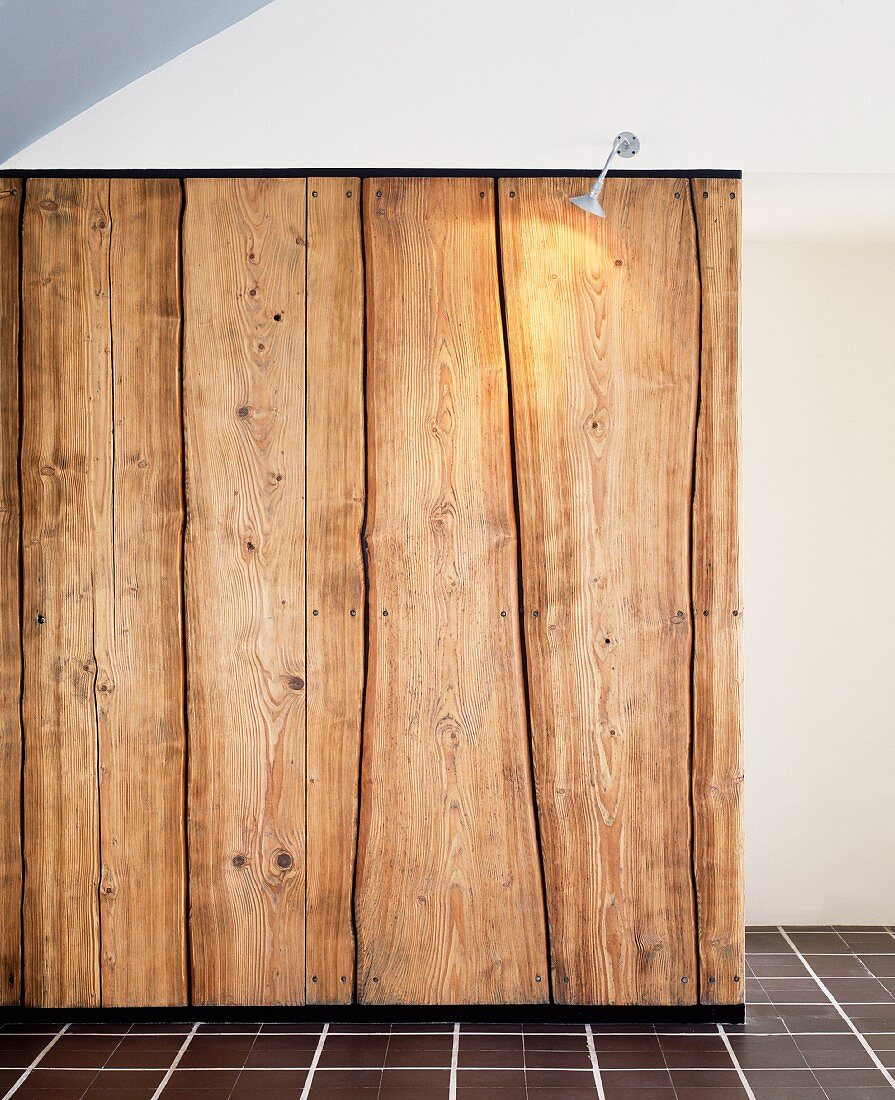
4 0 895 172
743 186 895 923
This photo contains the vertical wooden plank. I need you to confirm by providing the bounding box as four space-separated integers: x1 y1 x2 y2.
356 177 549 1005
0 179 22 1004
499 177 700 1005
305 178 365 1004
22 178 110 1007
183 178 307 1006
100 179 187 1005
691 179 744 1005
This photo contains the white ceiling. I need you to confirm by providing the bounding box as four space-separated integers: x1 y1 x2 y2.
4 0 895 174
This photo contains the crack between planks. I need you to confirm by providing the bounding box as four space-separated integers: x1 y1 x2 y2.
349 178 371 1004
16 178 26 1007
303 179 310 1003
176 178 192 1006
493 178 555 1004
686 179 705 1006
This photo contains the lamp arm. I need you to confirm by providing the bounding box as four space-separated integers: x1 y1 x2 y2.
590 135 625 198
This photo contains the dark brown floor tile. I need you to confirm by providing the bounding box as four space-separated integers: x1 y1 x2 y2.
663 1049 734 1068
456 1067 525 1088
458 1047 523 1068
178 1035 254 1068
831 926 891 933
384 1046 451 1068
386 1034 453 1052
38 1034 123 1068
780 1004 850 1032
164 1068 240 1088
601 1087 675 1100
526 1089 599 1100
813 1067 893 1087
158 1091 235 1100
749 954 812 978
804 954 873 978
306 1089 379 1100
311 1068 382 1088
66 1024 129 1034
380 1066 451 1089
824 978 893 1002
458 1033 524 1052
762 978 831 1003
525 1050 592 1069
847 1007 895 1031
726 1034 809 1069
747 931 794 953
462 1024 522 1033
598 1050 666 1070
317 1036 388 1068
229 1068 308 1097
864 1033 895 1051
859 955 895 978
787 932 849 953
743 1066 821 1089
599 1068 674 1087
14 1067 97 1097
589 1034 662 1053
736 1004 790 1032
820 1090 895 1100
523 1032 588 1050
525 1068 598 1088
243 1047 315 1068
839 933 895 952
669 1068 742 1086
0 1023 61 1033
80 1069 164 1097
673 1089 750 1100
456 1089 528 1100
657 1033 726 1050
0 1035 51 1065
378 1087 450 1100
105 1034 185 1068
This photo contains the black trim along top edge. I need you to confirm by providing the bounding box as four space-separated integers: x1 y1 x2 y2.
1 168 742 180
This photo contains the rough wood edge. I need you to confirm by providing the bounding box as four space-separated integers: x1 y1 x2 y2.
690 178 744 1005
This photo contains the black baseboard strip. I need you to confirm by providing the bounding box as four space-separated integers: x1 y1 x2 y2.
1 1003 745 1026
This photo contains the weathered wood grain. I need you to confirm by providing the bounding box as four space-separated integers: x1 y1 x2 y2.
183 178 307 1006
99 179 187 1006
305 178 365 1004
21 178 110 1006
691 178 744 1005
0 179 22 1004
499 177 700 1005
356 177 549 1005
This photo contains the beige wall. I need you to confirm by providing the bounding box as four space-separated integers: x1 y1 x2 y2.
743 182 895 922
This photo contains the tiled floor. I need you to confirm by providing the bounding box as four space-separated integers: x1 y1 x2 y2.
2 927 895 1099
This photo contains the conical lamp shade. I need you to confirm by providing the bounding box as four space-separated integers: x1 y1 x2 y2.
569 193 605 217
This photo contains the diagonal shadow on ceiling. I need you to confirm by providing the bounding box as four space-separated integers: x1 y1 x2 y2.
0 0 278 163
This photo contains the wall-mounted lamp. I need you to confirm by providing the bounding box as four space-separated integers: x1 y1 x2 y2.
570 131 640 217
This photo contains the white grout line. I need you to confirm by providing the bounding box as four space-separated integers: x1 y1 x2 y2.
777 926 895 1092
149 1020 199 1100
448 1021 460 1100
1 1023 70 1099
584 1024 607 1100
717 1023 758 1100
298 1021 329 1100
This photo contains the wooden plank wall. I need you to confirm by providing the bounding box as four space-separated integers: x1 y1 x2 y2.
691 179 744 1003
0 179 21 1004
182 178 307 1006
305 178 365 1004
1 174 742 1009
499 178 701 1005
355 178 549 1004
